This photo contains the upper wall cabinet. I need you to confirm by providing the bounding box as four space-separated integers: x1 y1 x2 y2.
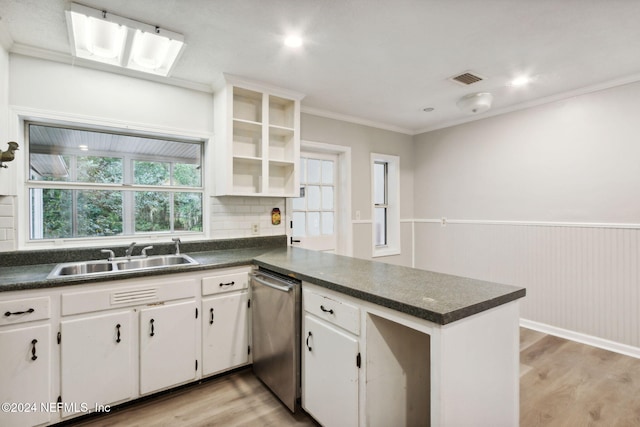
213 74 304 197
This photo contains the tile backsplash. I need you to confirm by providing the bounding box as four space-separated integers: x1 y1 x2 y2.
0 196 15 251
210 196 286 239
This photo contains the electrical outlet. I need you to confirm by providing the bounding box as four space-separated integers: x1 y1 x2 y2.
251 223 260 235
441 217 447 227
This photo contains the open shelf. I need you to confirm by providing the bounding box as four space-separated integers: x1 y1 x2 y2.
233 122 262 159
269 95 295 128
365 313 430 426
215 76 303 197
232 158 262 194
233 87 263 123
268 162 295 196
269 126 295 163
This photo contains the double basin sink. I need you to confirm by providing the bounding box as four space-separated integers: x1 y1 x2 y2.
47 254 200 279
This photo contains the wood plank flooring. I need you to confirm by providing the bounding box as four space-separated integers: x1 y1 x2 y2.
64 328 640 426
520 328 640 426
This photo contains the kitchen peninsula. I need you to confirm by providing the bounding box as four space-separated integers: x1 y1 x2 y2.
1 239 525 427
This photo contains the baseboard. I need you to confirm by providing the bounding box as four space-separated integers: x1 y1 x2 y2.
520 318 640 359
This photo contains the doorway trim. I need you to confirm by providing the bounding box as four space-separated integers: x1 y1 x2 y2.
288 140 352 256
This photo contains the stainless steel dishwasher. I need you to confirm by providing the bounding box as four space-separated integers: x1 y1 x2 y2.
250 268 301 412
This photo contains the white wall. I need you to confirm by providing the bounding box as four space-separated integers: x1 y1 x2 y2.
413 82 640 351
301 113 414 266
0 42 16 250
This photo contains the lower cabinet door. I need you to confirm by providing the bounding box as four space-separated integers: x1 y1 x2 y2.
0 324 51 427
303 314 359 427
61 311 134 416
202 291 249 376
139 300 197 394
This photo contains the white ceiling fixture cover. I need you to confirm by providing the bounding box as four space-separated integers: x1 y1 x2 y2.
65 2 185 77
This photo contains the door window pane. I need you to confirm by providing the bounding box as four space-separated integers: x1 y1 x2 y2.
307 159 321 183
292 212 306 237
322 212 334 235
307 186 321 210
308 212 320 236
292 193 305 211
321 160 334 184
321 186 334 210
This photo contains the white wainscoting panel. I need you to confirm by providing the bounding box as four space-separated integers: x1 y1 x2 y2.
414 220 640 349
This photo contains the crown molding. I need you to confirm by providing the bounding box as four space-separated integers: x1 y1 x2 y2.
301 106 414 135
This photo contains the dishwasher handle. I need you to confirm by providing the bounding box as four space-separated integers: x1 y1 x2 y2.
251 273 293 292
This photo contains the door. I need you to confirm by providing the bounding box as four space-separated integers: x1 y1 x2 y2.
289 151 338 252
0 324 51 427
303 314 359 427
201 291 249 376
61 311 134 415
139 300 197 394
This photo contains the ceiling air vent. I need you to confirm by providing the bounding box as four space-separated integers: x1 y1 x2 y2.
450 71 484 86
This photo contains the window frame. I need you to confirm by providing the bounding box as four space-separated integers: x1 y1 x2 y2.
23 119 207 245
371 153 400 257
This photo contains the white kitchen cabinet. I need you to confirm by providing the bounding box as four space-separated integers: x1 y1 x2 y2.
303 314 359 427
60 310 134 415
213 74 304 197
0 324 51 427
302 286 360 427
201 291 249 376
201 267 251 376
139 300 197 394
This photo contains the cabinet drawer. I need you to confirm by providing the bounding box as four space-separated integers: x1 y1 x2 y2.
0 297 50 325
202 272 249 295
303 288 360 335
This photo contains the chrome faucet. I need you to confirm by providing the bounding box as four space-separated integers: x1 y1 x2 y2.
100 249 115 261
125 242 137 258
141 246 153 257
172 237 181 255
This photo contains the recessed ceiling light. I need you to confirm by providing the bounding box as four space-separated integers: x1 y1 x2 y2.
509 75 532 87
284 35 303 48
79 145 89 151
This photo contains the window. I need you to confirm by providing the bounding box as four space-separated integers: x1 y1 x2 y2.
27 122 203 241
371 153 400 257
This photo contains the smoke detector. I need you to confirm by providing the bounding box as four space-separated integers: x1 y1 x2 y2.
456 92 493 114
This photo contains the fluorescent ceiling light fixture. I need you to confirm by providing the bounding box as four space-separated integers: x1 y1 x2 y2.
66 3 185 76
284 35 303 48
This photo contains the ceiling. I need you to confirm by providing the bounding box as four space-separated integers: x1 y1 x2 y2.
2 0 640 134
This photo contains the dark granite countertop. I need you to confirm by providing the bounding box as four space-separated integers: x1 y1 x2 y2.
254 247 525 325
1 238 525 325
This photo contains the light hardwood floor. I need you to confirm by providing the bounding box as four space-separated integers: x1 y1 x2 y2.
65 328 640 427
520 328 640 426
